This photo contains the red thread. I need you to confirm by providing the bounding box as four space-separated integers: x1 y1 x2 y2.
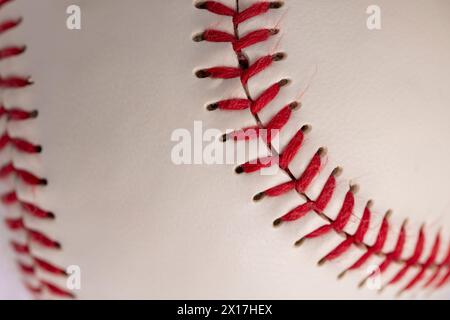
195 0 450 293
0 75 32 88
233 1 271 25
5 217 24 230
424 244 450 288
251 80 284 114
388 226 426 286
233 29 277 52
0 132 41 153
0 162 47 185
28 229 61 249
18 262 35 275
401 232 441 292
0 45 25 60
294 150 323 192
241 54 275 85
278 128 306 170
33 257 66 276
196 1 236 17
201 29 235 43
320 203 373 264
0 17 21 34
10 241 30 254
41 281 75 299
347 212 389 270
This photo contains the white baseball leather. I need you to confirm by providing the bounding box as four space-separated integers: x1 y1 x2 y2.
0 0 449 299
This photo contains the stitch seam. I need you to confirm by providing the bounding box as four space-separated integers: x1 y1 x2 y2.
194 0 450 295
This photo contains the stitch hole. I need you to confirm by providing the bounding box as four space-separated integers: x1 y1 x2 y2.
34 145 42 153
270 1 285 9
220 133 227 142
332 166 343 177
235 165 244 174
206 103 219 111
253 192 265 202
238 52 250 70
301 124 311 133
349 184 359 194
272 52 286 62
29 110 38 118
317 147 327 157
194 1 208 9
269 28 280 36
195 69 211 78
192 32 205 42
39 178 48 186
288 101 300 110
278 78 290 87
273 217 283 227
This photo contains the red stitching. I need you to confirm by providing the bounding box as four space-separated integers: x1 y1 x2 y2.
194 0 450 294
0 1 73 299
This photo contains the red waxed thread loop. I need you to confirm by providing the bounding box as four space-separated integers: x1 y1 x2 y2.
10 241 30 254
0 0 14 8
373 220 407 277
233 1 276 25
28 229 60 249
225 125 260 141
7 108 38 121
347 212 390 271
236 156 277 174
388 225 426 286
251 79 287 115
196 66 241 79
353 203 372 243
313 169 340 212
5 217 24 231
18 262 35 275
195 1 236 16
41 281 75 299
264 103 297 144
402 232 441 292
0 76 32 88
0 132 9 149
279 127 308 170
208 99 250 111
0 162 15 178
436 269 450 288
1 190 18 205
22 202 55 219
0 46 26 60
319 238 354 265
296 186 356 246
10 137 42 153
294 149 323 193
16 168 47 186
233 29 277 52
320 202 374 266
0 18 22 34
196 29 235 43
424 245 450 288
241 54 283 85
34 257 66 276
332 189 356 232
0 105 6 118
275 201 314 226
304 224 333 240
254 180 295 201
24 282 43 295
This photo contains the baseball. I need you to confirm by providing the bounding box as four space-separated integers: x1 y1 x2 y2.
0 0 450 300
